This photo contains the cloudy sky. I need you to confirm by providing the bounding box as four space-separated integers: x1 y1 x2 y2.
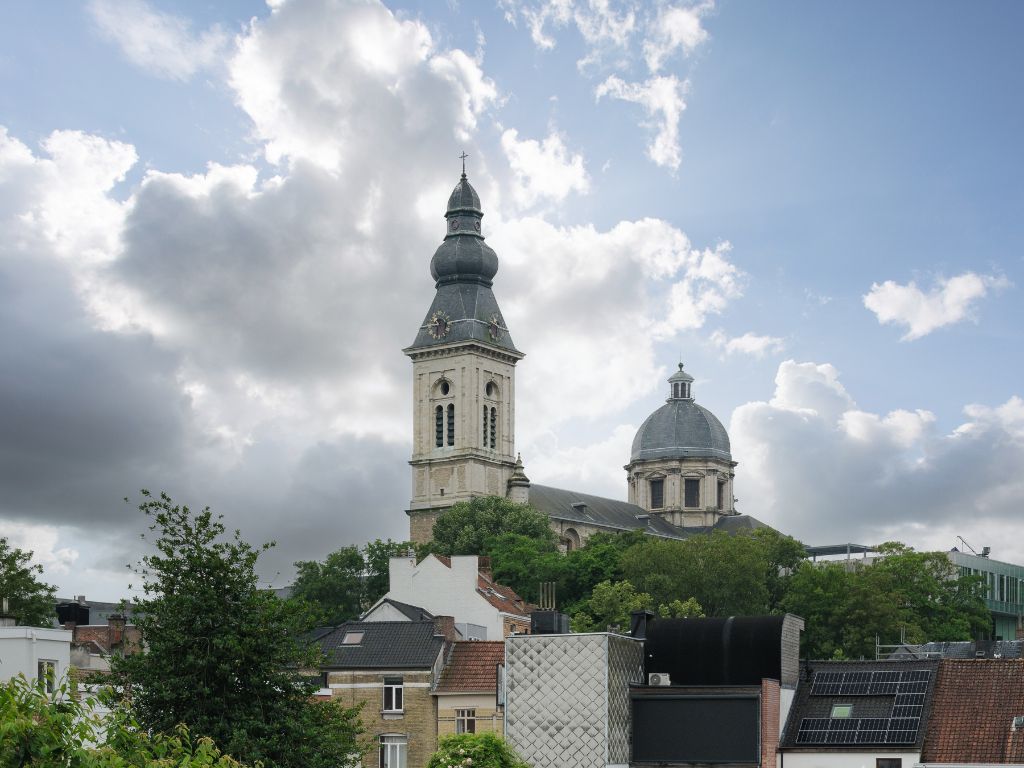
2 0 1022 600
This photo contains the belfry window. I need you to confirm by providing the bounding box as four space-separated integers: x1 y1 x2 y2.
650 478 664 509
446 404 455 446
482 405 488 447
435 406 443 448
684 478 700 508
489 407 497 448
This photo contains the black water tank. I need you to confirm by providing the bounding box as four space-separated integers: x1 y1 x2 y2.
530 611 570 634
55 602 90 626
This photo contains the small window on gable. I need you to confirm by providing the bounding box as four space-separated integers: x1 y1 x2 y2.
341 631 364 645
684 478 700 508
831 704 853 719
650 478 664 509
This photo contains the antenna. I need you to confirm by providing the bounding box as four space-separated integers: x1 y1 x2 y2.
538 582 556 611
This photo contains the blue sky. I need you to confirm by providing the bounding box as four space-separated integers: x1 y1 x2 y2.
1 0 1022 599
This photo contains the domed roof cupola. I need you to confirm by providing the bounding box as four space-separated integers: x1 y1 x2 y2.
668 362 694 400
630 364 731 462
430 167 498 287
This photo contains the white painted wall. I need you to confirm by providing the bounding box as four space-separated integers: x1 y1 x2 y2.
382 555 504 639
0 626 72 687
783 751 920 768
362 602 414 622
780 687 796 737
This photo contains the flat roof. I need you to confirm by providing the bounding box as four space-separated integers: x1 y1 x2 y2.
805 543 875 557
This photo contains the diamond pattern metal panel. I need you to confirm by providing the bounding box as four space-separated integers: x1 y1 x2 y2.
606 635 644 765
506 634 611 768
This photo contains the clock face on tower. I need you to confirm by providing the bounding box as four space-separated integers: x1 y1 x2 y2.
487 314 504 341
428 310 451 339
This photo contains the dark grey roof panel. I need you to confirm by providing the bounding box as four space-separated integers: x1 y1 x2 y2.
317 620 445 669
631 399 732 462
406 283 520 354
528 484 687 539
373 598 435 622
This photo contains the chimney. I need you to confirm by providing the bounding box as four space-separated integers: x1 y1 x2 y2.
478 556 492 580
108 614 126 646
433 615 459 643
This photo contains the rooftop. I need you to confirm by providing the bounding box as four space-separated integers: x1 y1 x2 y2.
316 620 446 670
435 641 505 693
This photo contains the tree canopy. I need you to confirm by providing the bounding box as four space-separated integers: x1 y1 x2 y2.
0 536 57 627
426 733 530 768
429 496 555 555
781 542 989 658
110 491 362 768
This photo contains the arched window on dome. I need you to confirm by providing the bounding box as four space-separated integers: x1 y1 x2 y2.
435 405 443 448
446 403 455 446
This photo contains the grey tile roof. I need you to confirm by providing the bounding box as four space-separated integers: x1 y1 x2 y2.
528 484 688 538
317 620 445 670
370 598 435 622
630 399 732 462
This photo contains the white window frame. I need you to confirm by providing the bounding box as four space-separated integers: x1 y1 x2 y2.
37 659 57 693
456 708 477 734
379 734 407 768
382 677 404 713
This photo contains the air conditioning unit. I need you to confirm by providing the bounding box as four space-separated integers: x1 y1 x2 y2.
648 672 671 686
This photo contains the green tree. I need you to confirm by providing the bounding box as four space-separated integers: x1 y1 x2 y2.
571 580 706 632
620 532 772 616
426 733 530 768
363 538 417 607
0 536 57 627
751 528 807 611
429 496 555 555
1 673 251 767
292 546 365 625
486 533 565 604
110 491 362 768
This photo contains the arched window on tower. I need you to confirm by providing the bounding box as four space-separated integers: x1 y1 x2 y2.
489 407 497 448
446 403 455 446
435 405 443 448
482 405 488 447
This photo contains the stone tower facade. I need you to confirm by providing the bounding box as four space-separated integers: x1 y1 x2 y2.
625 364 737 528
403 171 523 543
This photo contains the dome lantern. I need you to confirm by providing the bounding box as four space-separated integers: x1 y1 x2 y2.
668 363 694 401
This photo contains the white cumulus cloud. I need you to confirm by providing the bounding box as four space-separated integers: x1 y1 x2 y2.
595 74 687 170
863 271 1010 340
501 128 589 208
710 330 784 358
89 0 228 81
643 2 712 72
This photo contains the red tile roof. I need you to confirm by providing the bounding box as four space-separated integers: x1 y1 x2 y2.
435 641 505 693
477 571 532 617
921 659 1024 763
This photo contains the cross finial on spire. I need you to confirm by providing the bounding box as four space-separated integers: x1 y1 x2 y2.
459 151 469 177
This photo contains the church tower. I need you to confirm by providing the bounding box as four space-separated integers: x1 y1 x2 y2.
403 168 524 543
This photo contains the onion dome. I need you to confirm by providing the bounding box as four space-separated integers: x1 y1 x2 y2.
630 364 731 462
430 171 498 286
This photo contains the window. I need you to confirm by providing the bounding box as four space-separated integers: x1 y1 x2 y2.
435 405 443 448
482 405 488 446
876 760 901 768
446 403 455 446
684 478 700 508
380 735 407 768
456 708 476 734
383 677 404 713
37 660 56 693
486 381 497 397
831 704 853 718
717 482 725 510
341 631 363 645
440 380 450 396
489 407 497 448
649 478 664 509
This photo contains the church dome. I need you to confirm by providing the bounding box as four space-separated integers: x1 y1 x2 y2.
430 171 497 286
630 364 732 462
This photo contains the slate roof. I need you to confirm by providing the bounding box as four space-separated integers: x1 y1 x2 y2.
529 483 769 539
529 484 688 539
365 598 435 622
780 659 940 751
476 570 531 617
435 641 505 693
631 399 732 462
317 620 445 670
921 659 1024 763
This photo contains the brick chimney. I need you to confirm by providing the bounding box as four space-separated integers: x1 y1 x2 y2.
108 614 126 647
433 615 458 642
478 556 492 580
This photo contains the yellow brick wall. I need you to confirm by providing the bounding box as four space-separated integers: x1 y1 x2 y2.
437 704 504 738
328 670 437 768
